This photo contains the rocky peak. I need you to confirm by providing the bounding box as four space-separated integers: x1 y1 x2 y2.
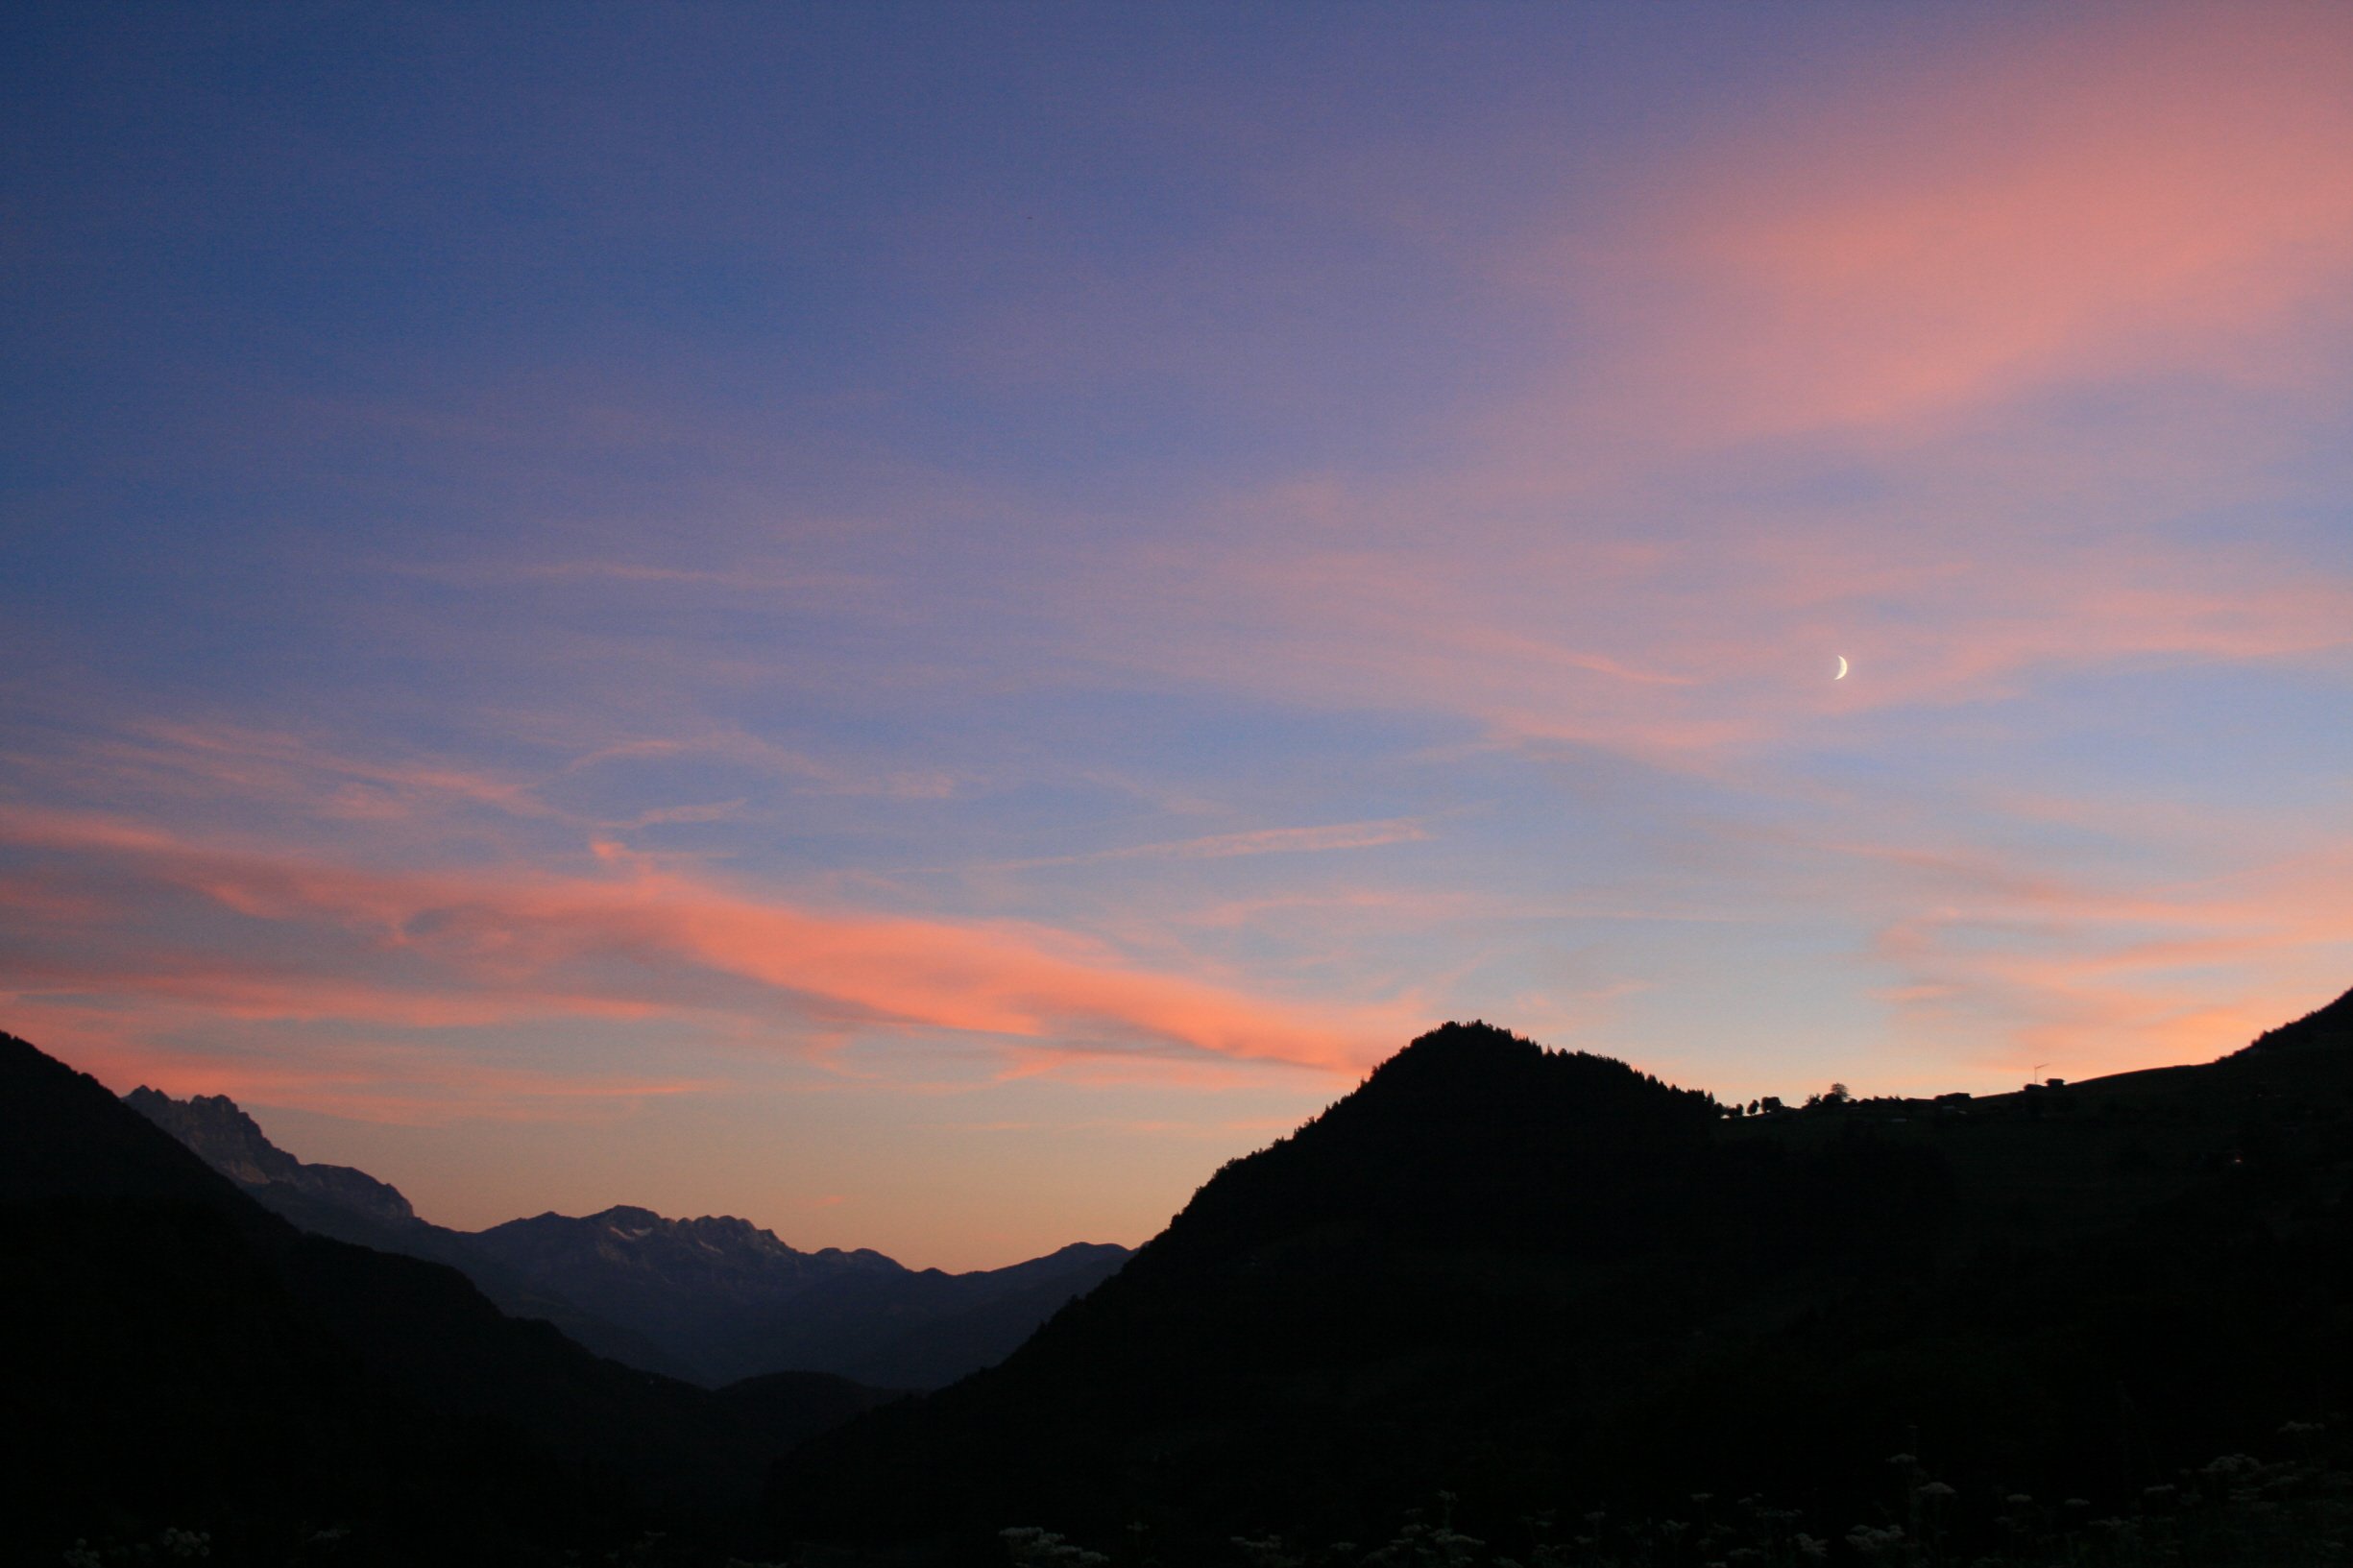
124 1087 293 1186
125 1085 416 1228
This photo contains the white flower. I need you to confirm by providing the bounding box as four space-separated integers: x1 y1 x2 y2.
1845 1524 1906 1555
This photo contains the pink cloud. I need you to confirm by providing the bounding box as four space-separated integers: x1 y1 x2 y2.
1553 6 2353 445
0 806 1419 1105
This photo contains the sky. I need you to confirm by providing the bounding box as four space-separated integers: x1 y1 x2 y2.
4 2 2352 1270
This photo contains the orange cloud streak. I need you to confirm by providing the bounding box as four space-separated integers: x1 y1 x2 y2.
0 806 1414 1091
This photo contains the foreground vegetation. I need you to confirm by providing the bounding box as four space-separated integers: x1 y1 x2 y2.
53 1427 2348 1568
1001 1426 2350 1568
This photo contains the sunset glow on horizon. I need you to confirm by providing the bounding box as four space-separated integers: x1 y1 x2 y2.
5 2 2351 1268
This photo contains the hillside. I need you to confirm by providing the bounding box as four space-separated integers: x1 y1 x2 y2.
3 1031 893 1563
768 1005 2353 1556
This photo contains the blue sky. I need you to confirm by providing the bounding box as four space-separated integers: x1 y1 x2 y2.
5 2 2351 1267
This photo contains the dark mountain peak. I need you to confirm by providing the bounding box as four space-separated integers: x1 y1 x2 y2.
810 1243 902 1268
124 1084 416 1228
681 1212 828 1255
1037 1241 1128 1263
945 1241 1131 1292
1132 1024 1721 1270
1322 1020 1717 1141
570 1206 836 1264
1383 1017 1536 1063
692 1213 766 1238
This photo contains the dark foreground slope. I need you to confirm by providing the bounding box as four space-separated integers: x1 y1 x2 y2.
769 1009 2353 1556
2 1032 892 1564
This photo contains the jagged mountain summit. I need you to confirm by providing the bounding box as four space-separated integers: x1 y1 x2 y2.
125 1085 417 1224
128 1085 1131 1387
770 1009 2353 1556
472 1204 902 1313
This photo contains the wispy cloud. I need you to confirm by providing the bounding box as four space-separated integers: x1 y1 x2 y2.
1486 5 2353 455
1809 822 2353 1082
391 557 884 599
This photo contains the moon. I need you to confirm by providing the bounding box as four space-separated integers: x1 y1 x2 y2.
1834 655 1850 680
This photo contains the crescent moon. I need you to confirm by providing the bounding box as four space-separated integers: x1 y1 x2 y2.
1834 656 1850 680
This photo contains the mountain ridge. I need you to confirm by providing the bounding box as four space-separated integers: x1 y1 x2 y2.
127 1083 1132 1388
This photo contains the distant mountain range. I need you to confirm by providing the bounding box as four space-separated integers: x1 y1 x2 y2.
125 1086 1129 1388
13 986 2352 1563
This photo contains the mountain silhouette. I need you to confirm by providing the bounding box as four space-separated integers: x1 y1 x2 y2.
3 1031 894 1562
128 1085 1130 1387
768 1010 2353 1556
